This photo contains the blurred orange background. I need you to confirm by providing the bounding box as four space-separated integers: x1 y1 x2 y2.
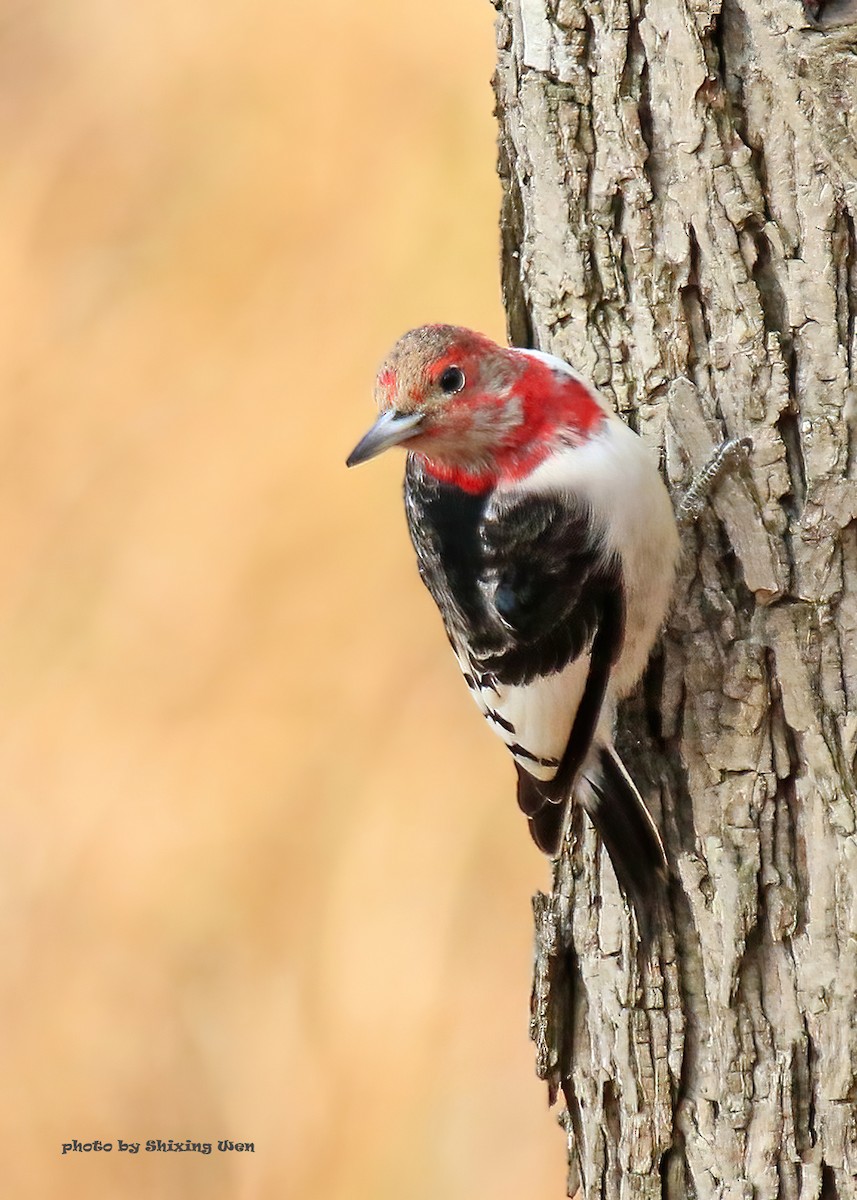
0 2 565 1197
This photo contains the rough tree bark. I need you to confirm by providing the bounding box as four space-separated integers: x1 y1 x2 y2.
492 0 857 1195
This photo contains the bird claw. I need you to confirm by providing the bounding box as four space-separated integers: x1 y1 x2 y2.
677 436 752 526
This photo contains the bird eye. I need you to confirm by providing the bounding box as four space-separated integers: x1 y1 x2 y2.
438 366 465 395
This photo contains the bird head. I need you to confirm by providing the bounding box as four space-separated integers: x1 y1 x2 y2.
346 325 604 492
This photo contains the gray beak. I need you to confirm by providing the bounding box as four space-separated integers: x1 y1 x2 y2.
346 409 425 467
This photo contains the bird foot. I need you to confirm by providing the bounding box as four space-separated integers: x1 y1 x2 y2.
677 436 752 526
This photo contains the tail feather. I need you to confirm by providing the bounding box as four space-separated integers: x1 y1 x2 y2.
517 748 668 942
528 798 569 856
516 764 569 856
580 745 667 941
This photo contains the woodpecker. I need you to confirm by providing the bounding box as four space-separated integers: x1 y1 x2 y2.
347 325 680 922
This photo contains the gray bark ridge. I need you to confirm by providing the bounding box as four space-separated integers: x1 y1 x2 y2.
494 0 857 1195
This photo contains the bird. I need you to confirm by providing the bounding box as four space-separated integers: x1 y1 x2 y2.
346 324 680 925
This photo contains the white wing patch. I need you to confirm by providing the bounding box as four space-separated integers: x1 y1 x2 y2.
454 646 591 782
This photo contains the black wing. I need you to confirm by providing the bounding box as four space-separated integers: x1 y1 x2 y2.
404 456 624 815
404 458 623 684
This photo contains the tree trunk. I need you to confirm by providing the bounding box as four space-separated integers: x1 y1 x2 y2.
493 0 857 1195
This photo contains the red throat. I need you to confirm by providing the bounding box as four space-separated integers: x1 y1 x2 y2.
419 353 604 494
